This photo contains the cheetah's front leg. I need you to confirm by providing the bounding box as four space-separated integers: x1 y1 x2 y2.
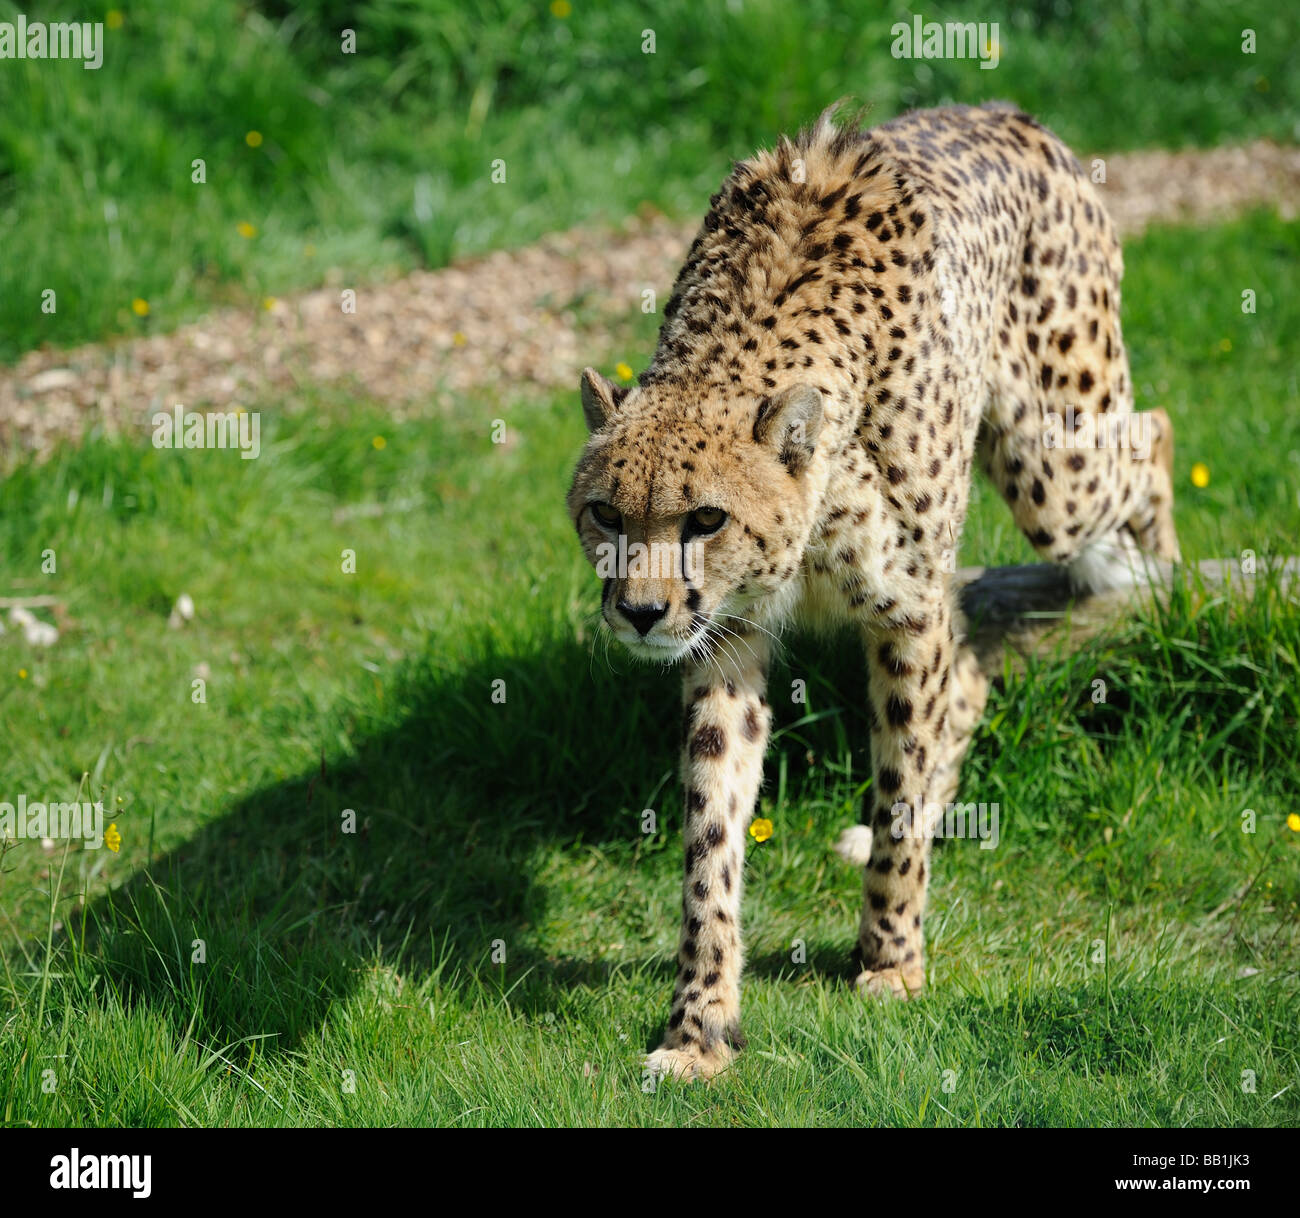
645 633 771 1083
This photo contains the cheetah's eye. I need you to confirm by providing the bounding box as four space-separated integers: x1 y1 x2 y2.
688 507 727 535
590 501 621 529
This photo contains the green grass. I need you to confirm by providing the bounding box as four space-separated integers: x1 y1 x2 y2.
2 0 1296 360
1 210 1297 1126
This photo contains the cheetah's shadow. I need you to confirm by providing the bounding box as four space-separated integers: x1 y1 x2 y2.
53 627 887 1053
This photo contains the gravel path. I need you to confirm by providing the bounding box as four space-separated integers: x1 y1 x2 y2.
3 139 1298 463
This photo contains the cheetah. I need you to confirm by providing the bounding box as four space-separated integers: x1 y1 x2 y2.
567 102 1180 1082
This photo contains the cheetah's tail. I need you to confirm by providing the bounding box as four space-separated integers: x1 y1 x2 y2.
834 825 874 866
798 98 874 148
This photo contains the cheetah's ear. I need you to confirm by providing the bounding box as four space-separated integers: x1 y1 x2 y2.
580 367 628 432
753 383 823 474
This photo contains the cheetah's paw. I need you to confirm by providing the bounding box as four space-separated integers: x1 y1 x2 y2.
644 1042 735 1083
855 963 926 1000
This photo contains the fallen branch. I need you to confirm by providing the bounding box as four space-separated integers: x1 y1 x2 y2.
955 557 1300 676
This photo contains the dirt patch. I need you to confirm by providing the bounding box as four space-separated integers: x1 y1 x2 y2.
3 139 1298 464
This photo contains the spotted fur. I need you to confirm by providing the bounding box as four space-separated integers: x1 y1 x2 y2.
567 102 1179 1081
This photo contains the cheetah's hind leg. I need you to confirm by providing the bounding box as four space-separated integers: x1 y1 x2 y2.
835 641 988 1000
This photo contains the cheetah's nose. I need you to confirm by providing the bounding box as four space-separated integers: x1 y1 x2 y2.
617 600 668 636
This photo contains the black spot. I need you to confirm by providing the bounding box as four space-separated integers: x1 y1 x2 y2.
886 694 913 726
691 726 725 759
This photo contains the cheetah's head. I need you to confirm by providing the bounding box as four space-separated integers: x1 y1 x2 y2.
567 367 824 663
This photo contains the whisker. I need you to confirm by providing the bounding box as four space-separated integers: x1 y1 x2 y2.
711 619 761 669
707 621 751 675
714 610 784 656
